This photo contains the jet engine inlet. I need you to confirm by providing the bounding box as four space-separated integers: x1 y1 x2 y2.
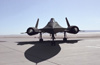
26 27 39 35
67 26 79 34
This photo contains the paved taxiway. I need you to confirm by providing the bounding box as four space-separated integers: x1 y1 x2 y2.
0 32 100 65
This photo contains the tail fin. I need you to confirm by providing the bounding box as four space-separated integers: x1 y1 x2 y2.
35 18 39 28
65 17 70 27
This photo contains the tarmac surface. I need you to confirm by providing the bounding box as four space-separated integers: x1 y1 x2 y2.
0 32 100 65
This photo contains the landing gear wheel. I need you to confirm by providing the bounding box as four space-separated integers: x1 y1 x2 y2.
63 38 67 42
39 39 43 42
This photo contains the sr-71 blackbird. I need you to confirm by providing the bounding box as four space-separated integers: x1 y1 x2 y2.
25 17 80 43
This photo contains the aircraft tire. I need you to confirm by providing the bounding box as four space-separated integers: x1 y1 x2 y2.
63 38 67 42
39 39 43 42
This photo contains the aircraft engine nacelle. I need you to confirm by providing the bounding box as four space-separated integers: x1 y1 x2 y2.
26 27 39 36
67 26 79 34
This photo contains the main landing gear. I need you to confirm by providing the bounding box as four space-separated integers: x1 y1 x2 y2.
63 31 67 42
39 32 67 46
39 32 43 42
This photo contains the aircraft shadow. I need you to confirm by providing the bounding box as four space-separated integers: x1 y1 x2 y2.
0 41 6 42
17 39 81 45
17 39 80 64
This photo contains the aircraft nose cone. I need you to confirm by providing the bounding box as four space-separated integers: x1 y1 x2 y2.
50 18 55 22
51 18 54 20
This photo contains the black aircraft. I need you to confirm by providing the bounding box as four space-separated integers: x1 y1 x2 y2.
26 17 79 43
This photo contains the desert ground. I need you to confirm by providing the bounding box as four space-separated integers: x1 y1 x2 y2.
0 32 100 65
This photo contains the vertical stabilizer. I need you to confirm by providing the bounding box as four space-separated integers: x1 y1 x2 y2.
35 18 39 28
65 17 70 27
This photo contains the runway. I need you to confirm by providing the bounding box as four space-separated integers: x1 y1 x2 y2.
0 32 100 65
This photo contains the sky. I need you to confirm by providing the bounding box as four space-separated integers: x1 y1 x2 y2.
0 0 100 35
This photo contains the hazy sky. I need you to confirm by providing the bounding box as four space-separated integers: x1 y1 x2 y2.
0 0 100 35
